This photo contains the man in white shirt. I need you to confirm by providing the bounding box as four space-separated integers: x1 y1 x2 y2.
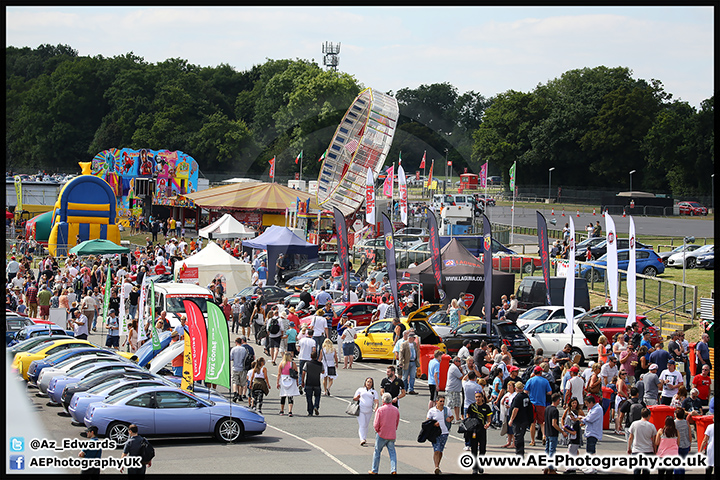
600 356 619 386
658 359 683 405
627 408 657 476
377 297 391 320
566 365 585 406
310 314 328 351
177 239 187 255
166 241 177 257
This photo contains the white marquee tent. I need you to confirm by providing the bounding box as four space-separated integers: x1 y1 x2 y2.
198 213 256 240
173 241 252 296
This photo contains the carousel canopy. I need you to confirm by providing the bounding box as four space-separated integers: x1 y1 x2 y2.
186 182 319 212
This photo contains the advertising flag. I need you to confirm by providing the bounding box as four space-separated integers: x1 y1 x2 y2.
295 150 303 164
427 159 434 189
181 331 194 392
509 161 517 191
383 166 394 198
563 217 576 334
318 150 327 162
605 213 619 310
382 213 400 319
482 214 493 335
480 162 488 189
119 289 127 336
398 151 402 166
137 278 148 341
149 281 161 351
398 164 408 225
205 302 230 389
268 156 275 181
419 151 426 169
14 175 22 212
627 216 637 326
426 209 445 302
536 211 552 305
365 168 375 225
102 269 111 325
183 299 208 381
334 207 350 302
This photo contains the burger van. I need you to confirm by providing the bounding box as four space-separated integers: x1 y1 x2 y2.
144 282 214 328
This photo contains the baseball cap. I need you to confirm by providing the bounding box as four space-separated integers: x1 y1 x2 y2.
109 308 116 314
508 365 519 372
667 359 676 365
570 366 580 373
649 363 658 370
534 366 543 373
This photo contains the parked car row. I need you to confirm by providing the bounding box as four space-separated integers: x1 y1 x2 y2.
10 335 266 444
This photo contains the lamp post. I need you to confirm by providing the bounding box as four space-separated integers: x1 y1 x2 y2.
548 167 555 203
444 148 449 195
683 235 695 284
629 170 636 192
712 174 715 213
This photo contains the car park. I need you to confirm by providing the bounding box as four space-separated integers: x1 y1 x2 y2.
667 244 714 269
523 317 603 364
579 306 662 346
580 248 665 281
677 201 708 216
440 319 534 366
83 385 266 444
352 318 445 362
658 244 702 266
516 306 587 332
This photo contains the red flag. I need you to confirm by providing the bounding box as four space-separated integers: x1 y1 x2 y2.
426 159 434 188
419 151 426 169
183 300 208 381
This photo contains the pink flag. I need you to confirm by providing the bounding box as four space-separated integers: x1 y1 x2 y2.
398 165 408 225
382 166 394 198
480 162 488 189
419 151 426 169
268 156 275 181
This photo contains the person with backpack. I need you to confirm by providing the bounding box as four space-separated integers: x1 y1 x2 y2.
266 307 283 365
121 424 152 476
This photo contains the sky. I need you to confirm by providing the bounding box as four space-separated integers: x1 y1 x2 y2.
5 6 714 108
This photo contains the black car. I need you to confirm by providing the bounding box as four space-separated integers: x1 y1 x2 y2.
441 320 534 366
584 238 652 260
573 237 608 261
233 285 291 304
281 261 335 283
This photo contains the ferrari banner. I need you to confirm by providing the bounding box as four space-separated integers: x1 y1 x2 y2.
482 214 493 335
536 211 552 306
382 213 400 319
334 207 350 302
426 209 444 302
627 216 637 327
605 213 618 310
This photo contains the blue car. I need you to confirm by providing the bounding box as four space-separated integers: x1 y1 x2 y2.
8 324 73 347
133 331 173 367
579 248 665 282
69 376 227 423
47 361 143 404
84 385 266 444
696 251 714 269
28 347 125 385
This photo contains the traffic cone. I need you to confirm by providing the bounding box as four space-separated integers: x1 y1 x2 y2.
562 208 565 216
577 210 580 217
593 209 596 216
551 208 555 216
622 208 626 217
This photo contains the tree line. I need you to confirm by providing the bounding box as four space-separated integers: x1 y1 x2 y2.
6 44 713 197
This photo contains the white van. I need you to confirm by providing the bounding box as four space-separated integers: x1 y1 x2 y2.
145 282 214 328
432 194 473 211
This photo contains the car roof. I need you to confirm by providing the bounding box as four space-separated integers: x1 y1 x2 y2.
153 283 213 295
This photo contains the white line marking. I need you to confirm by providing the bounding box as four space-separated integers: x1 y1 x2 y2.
265 424 358 474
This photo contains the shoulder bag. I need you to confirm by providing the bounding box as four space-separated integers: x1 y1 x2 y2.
345 399 360 416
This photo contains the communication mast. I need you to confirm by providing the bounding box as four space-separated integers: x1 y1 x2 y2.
322 42 341 71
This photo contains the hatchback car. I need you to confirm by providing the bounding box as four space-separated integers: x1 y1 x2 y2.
516 306 587 332
579 306 662 347
677 201 708 216
83 386 266 444
441 319 534 366
352 318 445 362
580 248 665 281
524 318 603 364
667 244 714 269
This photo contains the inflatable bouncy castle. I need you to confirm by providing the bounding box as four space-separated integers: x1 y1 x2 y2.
47 170 121 257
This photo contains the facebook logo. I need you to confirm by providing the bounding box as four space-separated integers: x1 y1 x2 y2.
10 455 25 470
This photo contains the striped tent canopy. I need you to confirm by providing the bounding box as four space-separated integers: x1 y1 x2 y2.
186 182 319 212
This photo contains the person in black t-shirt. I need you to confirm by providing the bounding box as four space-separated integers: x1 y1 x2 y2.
121 424 150 476
301 351 325 416
509 381 533 456
465 390 493 474
380 365 406 409
543 393 564 473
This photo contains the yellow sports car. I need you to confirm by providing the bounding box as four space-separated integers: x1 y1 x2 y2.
352 317 446 362
12 339 133 380
408 303 479 336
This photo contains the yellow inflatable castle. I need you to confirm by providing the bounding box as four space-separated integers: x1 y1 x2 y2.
47 162 121 256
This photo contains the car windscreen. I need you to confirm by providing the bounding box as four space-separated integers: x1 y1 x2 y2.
167 296 209 314
496 323 526 337
518 309 551 322
86 378 124 394
105 388 138 405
